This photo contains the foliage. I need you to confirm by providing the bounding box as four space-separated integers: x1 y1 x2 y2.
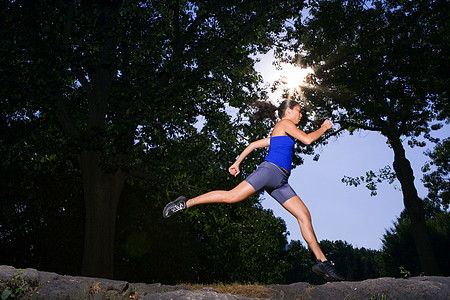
295 0 448 187
342 165 397 196
2 0 447 283
1 0 306 279
0 269 32 300
380 211 450 277
285 0 449 275
0 113 84 274
283 240 381 284
422 138 450 211
398 266 411 279
290 1 449 180
282 240 314 283
370 293 387 300
318 240 381 282
115 179 290 284
300 0 448 131
183 203 289 284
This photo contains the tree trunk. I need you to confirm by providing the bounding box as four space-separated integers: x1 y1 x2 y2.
389 135 441 275
79 150 124 278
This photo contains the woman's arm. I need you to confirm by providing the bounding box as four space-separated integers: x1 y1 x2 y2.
284 120 332 145
229 137 270 177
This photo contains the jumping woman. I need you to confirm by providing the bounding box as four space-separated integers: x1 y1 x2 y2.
163 100 345 282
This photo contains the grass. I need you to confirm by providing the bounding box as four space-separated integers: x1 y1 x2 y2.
1 269 33 299
183 282 273 298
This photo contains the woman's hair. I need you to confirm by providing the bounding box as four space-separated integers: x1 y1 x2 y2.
277 100 300 119
252 99 300 121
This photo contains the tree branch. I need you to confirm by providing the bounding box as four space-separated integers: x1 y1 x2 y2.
322 126 348 140
338 120 382 132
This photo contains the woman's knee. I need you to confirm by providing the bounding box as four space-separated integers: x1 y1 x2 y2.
290 206 312 225
223 182 255 203
223 191 243 203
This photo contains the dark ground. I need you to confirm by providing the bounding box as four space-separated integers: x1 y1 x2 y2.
1 265 449 299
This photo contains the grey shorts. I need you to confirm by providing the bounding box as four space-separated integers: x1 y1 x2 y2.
245 161 297 205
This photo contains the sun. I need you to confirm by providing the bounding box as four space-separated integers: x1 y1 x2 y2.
254 52 315 105
279 62 314 97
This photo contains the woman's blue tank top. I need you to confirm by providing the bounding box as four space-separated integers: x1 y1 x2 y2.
264 135 295 173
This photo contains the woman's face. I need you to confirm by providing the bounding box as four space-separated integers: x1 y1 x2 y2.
287 104 302 124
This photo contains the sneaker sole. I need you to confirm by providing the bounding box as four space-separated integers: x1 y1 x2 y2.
312 268 343 282
163 197 186 218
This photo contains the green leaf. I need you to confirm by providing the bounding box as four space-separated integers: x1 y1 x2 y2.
2 290 12 300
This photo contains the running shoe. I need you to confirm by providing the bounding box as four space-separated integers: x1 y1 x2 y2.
163 196 187 218
312 259 345 281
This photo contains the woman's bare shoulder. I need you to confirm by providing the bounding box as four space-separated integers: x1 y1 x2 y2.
271 119 292 136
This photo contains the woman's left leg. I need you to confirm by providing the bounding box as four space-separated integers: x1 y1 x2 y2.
282 196 327 262
187 181 256 208
163 181 255 218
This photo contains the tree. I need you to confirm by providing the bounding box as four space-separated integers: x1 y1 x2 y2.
184 203 289 284
287 0 449 275
318 240 380 282
283 240 314 283
111 131 290 284
422 138 450 211
380 210 450 277
0 113 84 275
283 239 380 284
2 0 307 278
113 179 290 284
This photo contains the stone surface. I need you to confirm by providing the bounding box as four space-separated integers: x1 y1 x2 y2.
1 265 449 299
269 277 450 299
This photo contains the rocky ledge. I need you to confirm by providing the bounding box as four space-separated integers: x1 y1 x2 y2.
1 265 449 299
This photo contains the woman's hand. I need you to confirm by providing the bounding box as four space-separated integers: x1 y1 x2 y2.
227 137 269 177
229 162 240 177
321 120 333 130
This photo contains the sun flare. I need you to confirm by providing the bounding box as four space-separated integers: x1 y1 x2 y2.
279 63 314 96
255 53 315 106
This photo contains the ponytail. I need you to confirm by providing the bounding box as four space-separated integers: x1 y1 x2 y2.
251 101 278 121
251 99 300 121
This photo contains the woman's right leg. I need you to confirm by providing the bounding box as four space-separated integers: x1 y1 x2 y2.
282 195 345 281
187 181 256 208
282 196 327 262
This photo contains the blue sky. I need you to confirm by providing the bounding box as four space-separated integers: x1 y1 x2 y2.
253 52 449 250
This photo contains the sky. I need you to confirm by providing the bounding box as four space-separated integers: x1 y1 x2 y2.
253 51 449 251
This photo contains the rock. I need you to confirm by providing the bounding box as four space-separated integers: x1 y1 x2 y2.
0 265 449 300
269 277 450 300
0 266 17 280
141 289 261 300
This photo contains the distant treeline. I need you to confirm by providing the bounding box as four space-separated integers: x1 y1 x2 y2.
1 169 449 284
